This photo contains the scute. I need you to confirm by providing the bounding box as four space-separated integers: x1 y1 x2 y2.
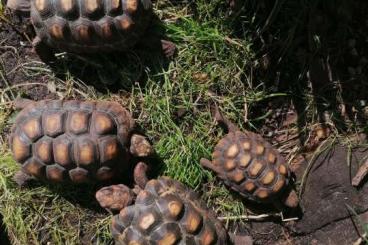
47 17 69 41
56 0 79 19
11 134 31 163
196 224 217 245
35 137 53 164
124 0 138 13
96 166 115 181
97 17 117 40
106 0 122 15
23 158 46 178
92 111 116 135
181 206 203 234
69 167 89 183
136 208 161 234
21 117 42 142
115 14 133 32
46 164 66 182
149 223 182 245
98 136 119 163
81 0 104 19
74 137 96 166
67 110 90 134
53 135 72 167
71 20 94 43
33 0 54 18
43 111 65 137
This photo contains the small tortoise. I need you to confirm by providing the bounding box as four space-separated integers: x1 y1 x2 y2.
6 0 175 57
9 99 153 188
200 107 298 208
96 177 252 245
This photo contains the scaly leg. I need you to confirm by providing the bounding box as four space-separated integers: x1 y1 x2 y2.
95 184 134 213
32 36 56 62
133 162 149 189
13 170 33 187
129 134 153 157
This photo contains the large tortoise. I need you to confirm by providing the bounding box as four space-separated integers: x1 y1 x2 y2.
6 0 175 57
9 99 153 192
96 176 252 245
200 107 299 209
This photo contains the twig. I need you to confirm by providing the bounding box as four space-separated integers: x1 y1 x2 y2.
218 212 299 222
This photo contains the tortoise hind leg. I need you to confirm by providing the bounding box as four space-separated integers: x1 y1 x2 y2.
13 170 33 187
160 39 176 58
129 134 153 157
33 37 56 63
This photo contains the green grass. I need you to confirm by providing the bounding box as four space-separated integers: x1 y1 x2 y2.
0 153 112 244
0 0 367 243
0 1 258 243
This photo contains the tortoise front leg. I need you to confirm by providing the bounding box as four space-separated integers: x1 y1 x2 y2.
200 158 223 176
129 134 153 157
95 184 134 213
282 189 299 208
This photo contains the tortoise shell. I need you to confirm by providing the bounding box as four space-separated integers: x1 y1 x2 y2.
111 177 228 245
9 100 135 183
30 0 152 52
210 131 291 203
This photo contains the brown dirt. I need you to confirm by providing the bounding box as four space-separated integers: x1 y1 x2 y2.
0 10 55 101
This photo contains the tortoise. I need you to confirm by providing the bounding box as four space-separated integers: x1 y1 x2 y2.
200 107 299 208
96 176 252 245
9 99 153 189
6 0 175 57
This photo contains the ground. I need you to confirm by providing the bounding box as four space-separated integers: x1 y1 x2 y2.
0 0 368 244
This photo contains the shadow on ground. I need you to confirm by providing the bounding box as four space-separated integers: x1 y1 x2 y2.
225 1 368 244
1 10 173 95
231 0 368 140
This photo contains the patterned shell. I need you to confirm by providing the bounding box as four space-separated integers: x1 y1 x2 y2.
30 0 152 52
111 177 228 245
9 100 135 183
212 131 290 202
